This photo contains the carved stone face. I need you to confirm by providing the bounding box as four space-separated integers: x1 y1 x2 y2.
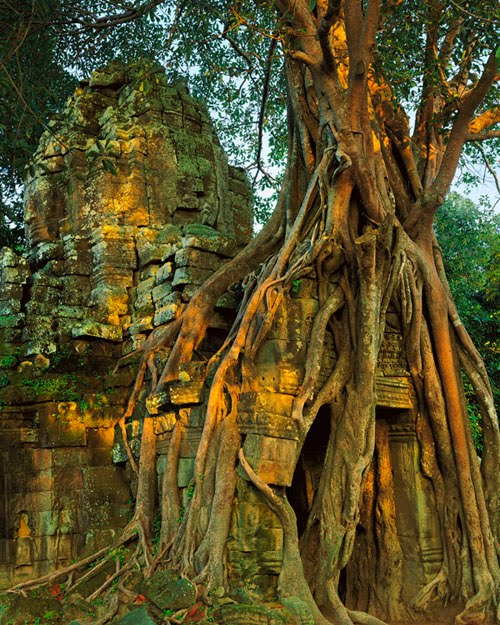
24 177 67 247
200 201 217 227
24 196 51 246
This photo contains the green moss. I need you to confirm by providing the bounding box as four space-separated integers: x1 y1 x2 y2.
0 372 10 389
0 313 23 329
182 224 221 238
20 373 83 403
0 353 17 369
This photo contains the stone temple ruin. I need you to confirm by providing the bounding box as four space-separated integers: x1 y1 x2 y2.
0 62 443 619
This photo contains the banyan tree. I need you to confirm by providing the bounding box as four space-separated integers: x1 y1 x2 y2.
4 1 499 624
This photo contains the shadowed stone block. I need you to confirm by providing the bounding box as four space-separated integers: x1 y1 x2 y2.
172 265 213 287
177 457 195 487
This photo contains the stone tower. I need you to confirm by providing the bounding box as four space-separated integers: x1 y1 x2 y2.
0 61 252 587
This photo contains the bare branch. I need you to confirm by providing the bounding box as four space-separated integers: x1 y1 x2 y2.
254 36 278 184
449 30 478 93
360 0 382 58
413 0 445 146
405 51 498 231
438 17 464 69
449 0 500 24
473 142 500 196
344 0 363 60
69 0 165 33
424 52 498 210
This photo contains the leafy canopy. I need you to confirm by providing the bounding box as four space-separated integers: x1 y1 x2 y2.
0 0 499 242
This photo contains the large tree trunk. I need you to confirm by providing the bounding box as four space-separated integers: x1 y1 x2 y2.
107 4 500 625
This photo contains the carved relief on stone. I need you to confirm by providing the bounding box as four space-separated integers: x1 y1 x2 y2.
14 512 33 567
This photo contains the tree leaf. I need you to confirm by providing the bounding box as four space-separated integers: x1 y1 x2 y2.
102 159 118 176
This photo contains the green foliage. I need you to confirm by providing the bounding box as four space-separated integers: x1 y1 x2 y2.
435 192 500 449
1 0 499 239
465 379 484 452
178 505 185 524
376 1 499 107
0 353 16 369
20 372 82 403
152 513 161 552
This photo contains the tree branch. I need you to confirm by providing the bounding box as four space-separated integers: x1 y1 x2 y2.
431 52 498 197
70 0 165 32
317 0 341 71
466 129 500 141
413 0 444 150
288 50 317 68
438 16 463 69
254 37 279 183
468 107 500 135
473 142 500 196
360 0 382 58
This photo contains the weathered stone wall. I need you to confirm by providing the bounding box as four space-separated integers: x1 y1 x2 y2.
0 61 252 588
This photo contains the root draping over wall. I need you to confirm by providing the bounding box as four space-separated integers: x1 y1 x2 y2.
0 57 498 625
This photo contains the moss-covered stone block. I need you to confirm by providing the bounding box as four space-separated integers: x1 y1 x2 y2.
117 606 158 625
140 569 196 611
71 320 123 342
0 313 24 329
2 592 63 625
182 224 240 257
